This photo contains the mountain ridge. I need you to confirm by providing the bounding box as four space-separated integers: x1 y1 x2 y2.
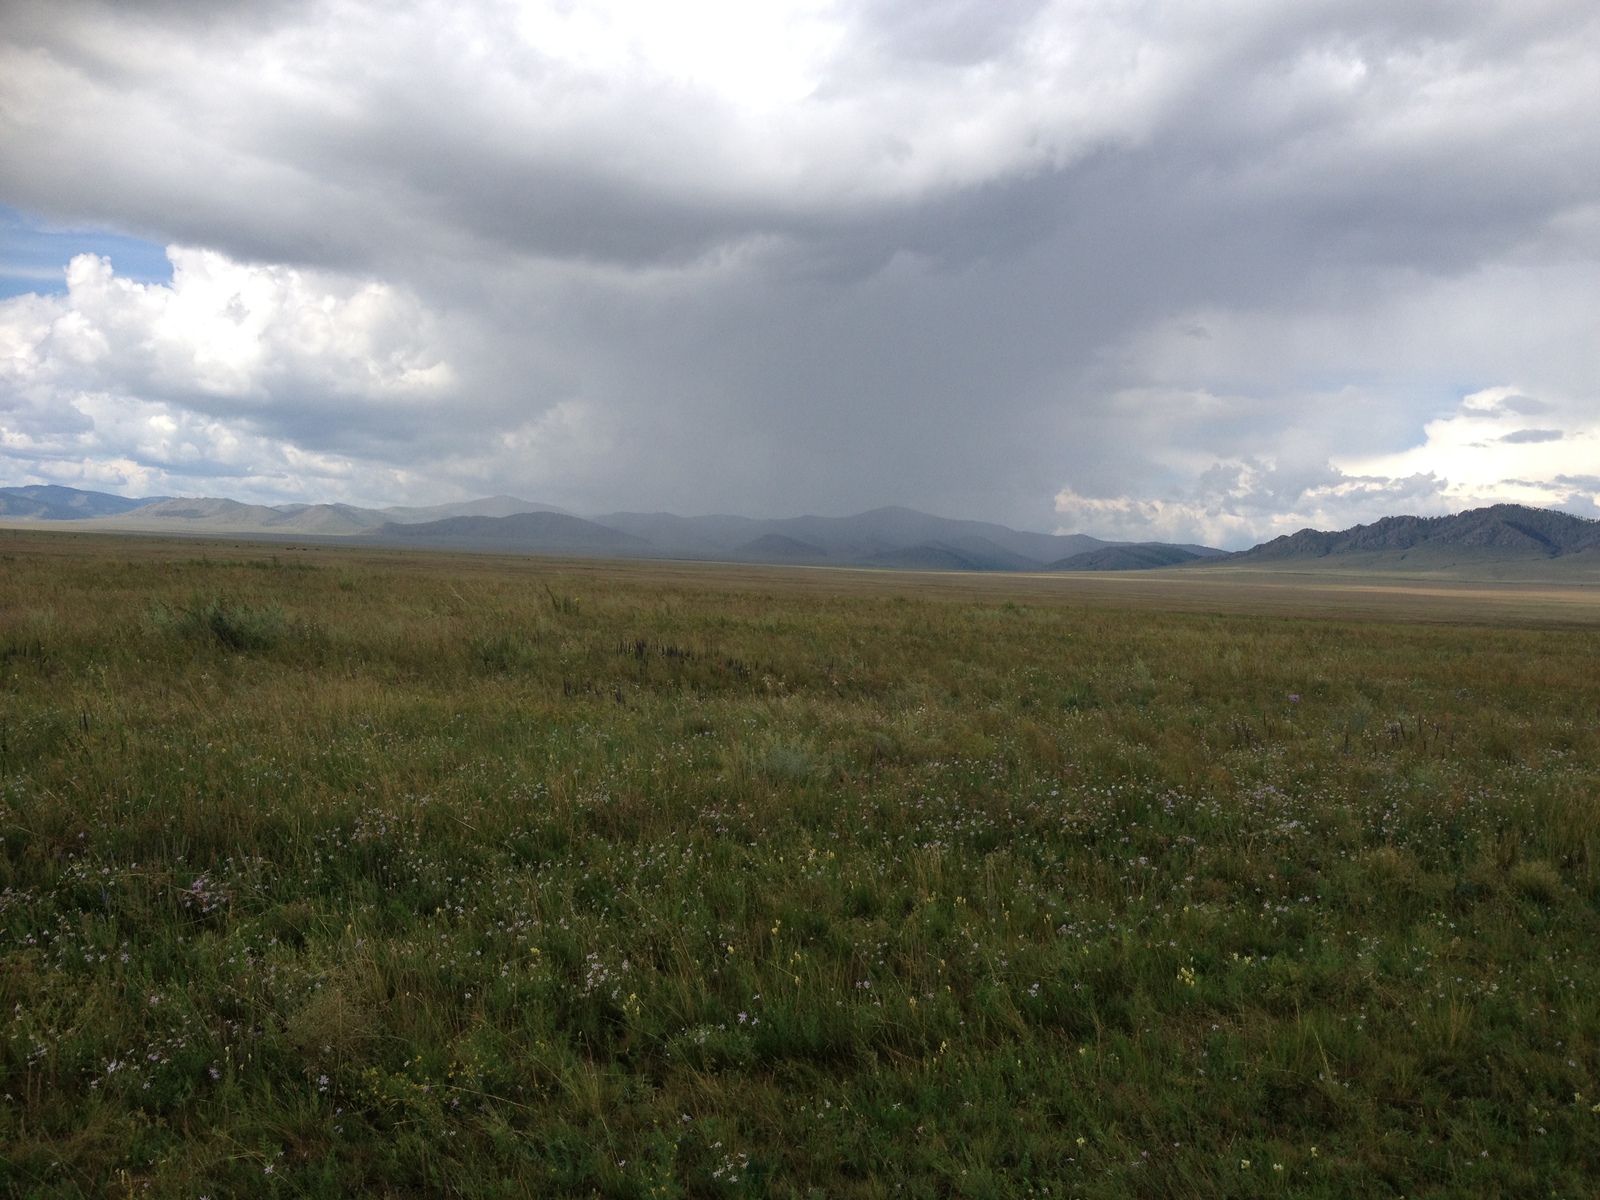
4 487 1596 577
0 489 563 535
1226 504 1600 564
371 511 649 552
588 505 1123 565
1055 543 1206 571
5 487 1144 566
0 484 167 520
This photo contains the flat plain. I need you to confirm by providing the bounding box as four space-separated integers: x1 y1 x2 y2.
3 529 1600 1197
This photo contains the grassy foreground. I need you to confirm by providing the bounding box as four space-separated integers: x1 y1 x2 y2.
2 537 1600 1197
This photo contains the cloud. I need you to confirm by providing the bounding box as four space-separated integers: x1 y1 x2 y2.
0 1 1596 528
0 247 460 499
1489 394 1552 417
0 0 1212 260
1054 462 1458 549
1339 386 1600 512
1056 376 1600 547
1051 243 1600 543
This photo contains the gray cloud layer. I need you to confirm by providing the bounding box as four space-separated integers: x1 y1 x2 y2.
1 0 1597 543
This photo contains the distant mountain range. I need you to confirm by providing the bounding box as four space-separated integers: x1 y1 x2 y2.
374 511 650 554
0 484 1222 569
30 493 566 536
0 484 169 521
3 486 1593 575
368 503 1225 569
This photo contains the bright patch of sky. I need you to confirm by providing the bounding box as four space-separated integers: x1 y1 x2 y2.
0 207 172 299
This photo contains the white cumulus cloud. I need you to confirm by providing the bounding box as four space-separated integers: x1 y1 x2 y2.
0 247 457 499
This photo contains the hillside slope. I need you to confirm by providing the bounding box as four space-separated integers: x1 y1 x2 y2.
0 485 163 520
370 511 650 553
1053 544 1205 571
1231 504 1600 565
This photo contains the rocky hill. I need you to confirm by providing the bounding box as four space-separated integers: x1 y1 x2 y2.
1232 504 1600 563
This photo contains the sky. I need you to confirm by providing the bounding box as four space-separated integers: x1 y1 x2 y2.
0 0 1597 547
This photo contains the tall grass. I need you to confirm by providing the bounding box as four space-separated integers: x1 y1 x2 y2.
1 539 1598 1196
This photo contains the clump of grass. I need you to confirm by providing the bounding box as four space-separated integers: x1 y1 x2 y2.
285 982 376 1070
473 630 539 672
151 594 288 651
761 743 821 781
1509 858 1565 904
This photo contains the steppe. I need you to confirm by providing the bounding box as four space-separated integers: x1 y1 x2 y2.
2 528 1599 1197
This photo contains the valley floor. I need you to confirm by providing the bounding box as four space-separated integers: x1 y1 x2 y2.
2 531 1599 1196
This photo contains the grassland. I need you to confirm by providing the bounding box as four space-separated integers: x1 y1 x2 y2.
2 530 1600 1198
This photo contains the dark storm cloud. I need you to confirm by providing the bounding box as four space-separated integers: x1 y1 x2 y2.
0 0 1597 538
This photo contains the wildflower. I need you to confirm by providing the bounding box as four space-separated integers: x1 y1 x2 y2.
1240 1159 1250 1170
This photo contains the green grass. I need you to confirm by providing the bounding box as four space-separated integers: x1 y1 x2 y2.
2 536 1600 1196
